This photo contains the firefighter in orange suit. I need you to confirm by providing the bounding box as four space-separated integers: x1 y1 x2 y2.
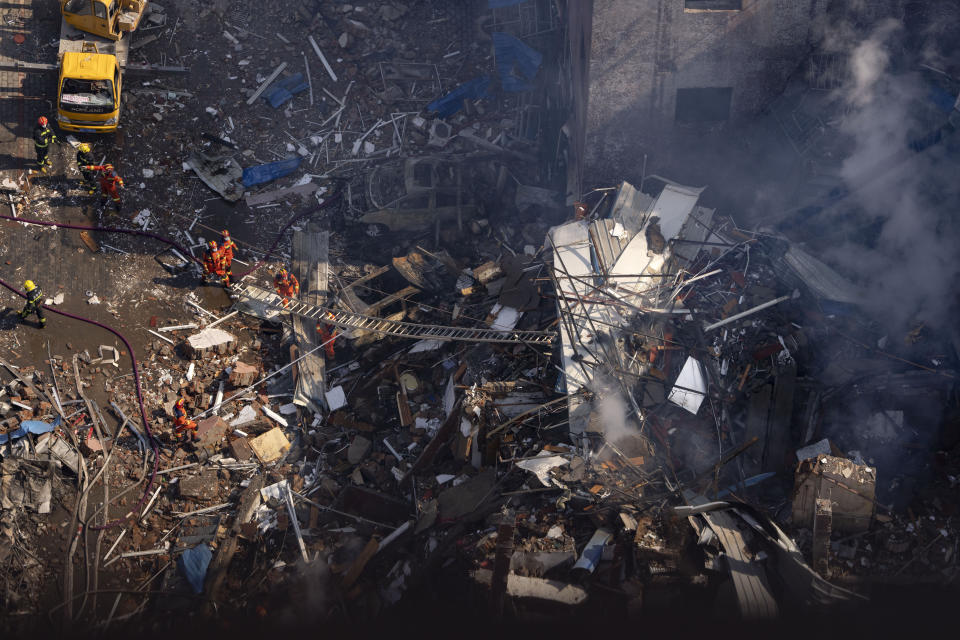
273 267 299 307
172 398 198 441
317 320 337 359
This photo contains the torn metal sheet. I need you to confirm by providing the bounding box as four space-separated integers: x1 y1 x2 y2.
685 493 779 619
649 182 706 242
783 245 863 306
515 452 569 487
186 152 244 202
668 357 707 414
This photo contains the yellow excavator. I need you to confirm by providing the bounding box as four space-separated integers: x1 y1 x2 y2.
56 1 150 132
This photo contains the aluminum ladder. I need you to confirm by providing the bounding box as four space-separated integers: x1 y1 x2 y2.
230 282 556 345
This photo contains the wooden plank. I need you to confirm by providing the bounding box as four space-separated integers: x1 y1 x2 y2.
340 265 390 294
742 384 772 477
363 285 420 316
246 62 288 105
766 360 796 473
291 231 329 412
341 538 378 589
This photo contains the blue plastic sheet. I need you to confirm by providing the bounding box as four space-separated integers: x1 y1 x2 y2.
0 415 60 445
178 544 212 594
265 73 310 108
242 157 301 187
492 32 542 92
427 76 491 119
715 472 777 499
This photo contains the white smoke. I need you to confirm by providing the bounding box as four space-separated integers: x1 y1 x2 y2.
815 18 960 331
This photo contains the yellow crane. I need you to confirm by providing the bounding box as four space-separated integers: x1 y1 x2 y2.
56 1 149 132
60 0 149 41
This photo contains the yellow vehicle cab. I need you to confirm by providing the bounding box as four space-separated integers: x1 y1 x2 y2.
60 0 148 41
57 44 121 133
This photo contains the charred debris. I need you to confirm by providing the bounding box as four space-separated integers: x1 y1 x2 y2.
1 0 959 633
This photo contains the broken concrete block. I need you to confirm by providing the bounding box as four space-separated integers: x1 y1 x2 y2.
230 405 257 427
185 328 235 359
347 435 371 465
179 470 219 501
229 437 253 462
471 569 588 605
792 455 876 534
195 416 229 448
249 426 291 464
229 361 258 388
438 468 496 521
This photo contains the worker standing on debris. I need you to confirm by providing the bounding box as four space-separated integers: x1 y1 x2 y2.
84 163 124 211
220 230 237 262
172 397 198 441
75 143 97 194
202 240 222 284
33 116 58 173
273 267 299 307
317 318 337 359
218 230 236 287
17 280 46 328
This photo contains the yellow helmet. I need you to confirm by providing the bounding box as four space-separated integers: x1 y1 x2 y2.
78 143 91 153
23 280 35 292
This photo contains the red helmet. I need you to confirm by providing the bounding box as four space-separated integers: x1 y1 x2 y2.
37 116 47 126
221 229 230 238
175 398 185 407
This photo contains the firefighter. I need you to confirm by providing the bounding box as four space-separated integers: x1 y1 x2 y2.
76 143 97 194
172 397 198 442
220 230 237 263
83 163 124 211
202 240 221 283
17 280 46 328
316 320 337 359
33 116 58 173
219 230 236 287
273 267 299 307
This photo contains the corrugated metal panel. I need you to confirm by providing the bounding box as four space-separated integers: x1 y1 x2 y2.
784 246 863 305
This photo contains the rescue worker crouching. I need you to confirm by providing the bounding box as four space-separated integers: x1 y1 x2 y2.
18 280 46 328
273 267 299 307
76 143 96 194
172 397 198 442
83 163 124 211
33 116 58 173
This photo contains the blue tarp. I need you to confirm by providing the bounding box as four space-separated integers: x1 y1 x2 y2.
492 32 542 92
178 544 212 594
242 157 301 187
265 73 310 108
0 415 60 445
715 472 777 499
427 76 492 119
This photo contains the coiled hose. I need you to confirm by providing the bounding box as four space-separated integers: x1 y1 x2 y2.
0 188 341 530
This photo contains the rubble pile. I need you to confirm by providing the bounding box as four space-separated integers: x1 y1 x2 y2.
0 0 958 633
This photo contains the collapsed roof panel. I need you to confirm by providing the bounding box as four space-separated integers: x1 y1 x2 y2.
649 182 707 242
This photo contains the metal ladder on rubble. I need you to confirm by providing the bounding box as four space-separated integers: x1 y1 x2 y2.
230 282 557 345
